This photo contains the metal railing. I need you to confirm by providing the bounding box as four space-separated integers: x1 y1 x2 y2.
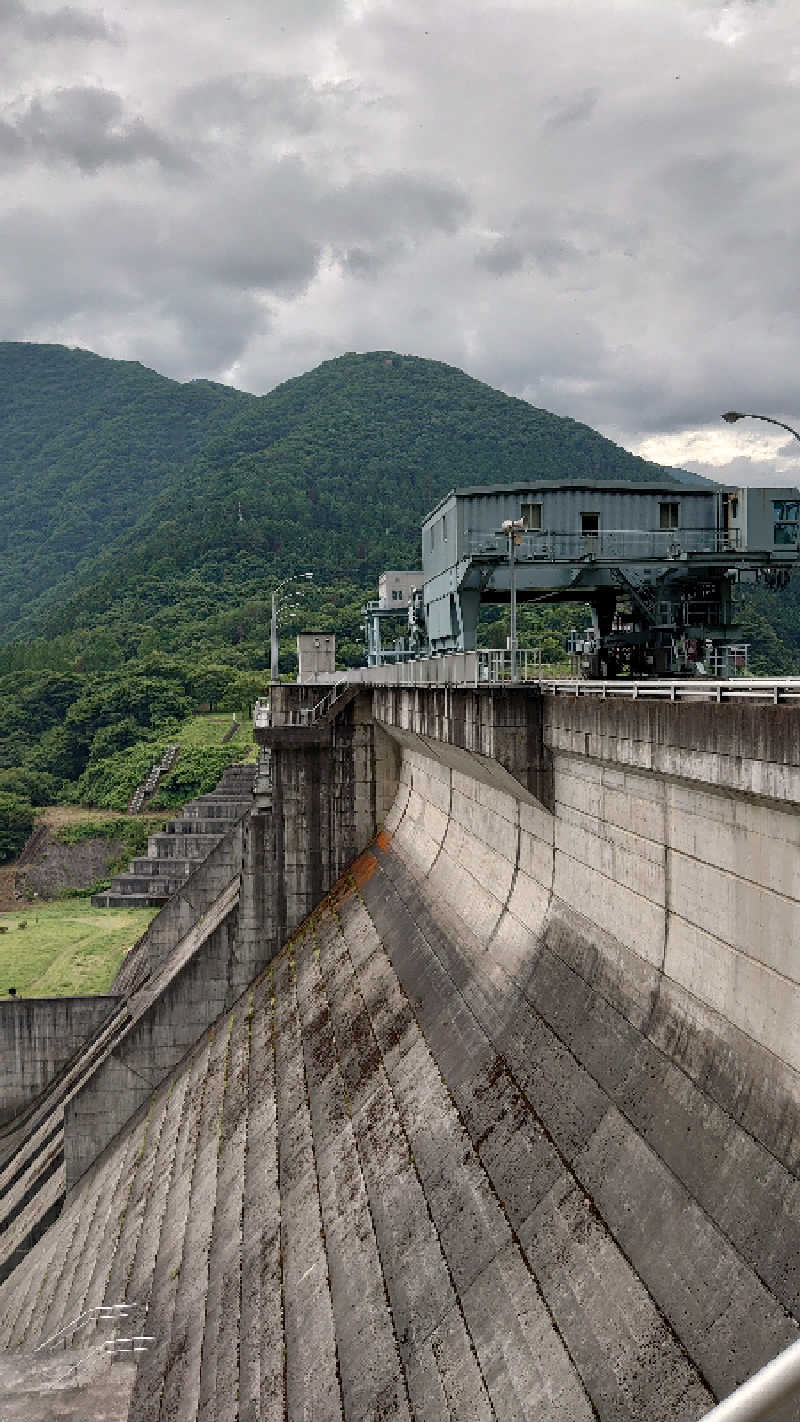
256 665 800 706
254 681 351 729
699 1335 800 1420
104 1334 155 1358
467 528 740 561
539 678 800 703
33 1303 141 1353
344 649 543 688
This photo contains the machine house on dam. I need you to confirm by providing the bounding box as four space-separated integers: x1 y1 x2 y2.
415 478 800 676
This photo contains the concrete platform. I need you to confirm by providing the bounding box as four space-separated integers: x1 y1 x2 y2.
0 1352 136 1420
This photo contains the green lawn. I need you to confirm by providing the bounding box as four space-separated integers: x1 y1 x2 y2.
176 712 257 760
0 901 156 997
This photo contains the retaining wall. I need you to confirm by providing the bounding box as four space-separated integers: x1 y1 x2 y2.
0 998 119 1126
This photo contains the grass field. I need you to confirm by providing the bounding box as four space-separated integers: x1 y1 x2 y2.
0 901 156 997
177 712 257 759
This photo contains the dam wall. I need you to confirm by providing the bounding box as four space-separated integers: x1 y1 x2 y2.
0 695 797 1417
373 686 800 1161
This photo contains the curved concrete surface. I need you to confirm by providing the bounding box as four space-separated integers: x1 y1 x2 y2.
0 745 797 1420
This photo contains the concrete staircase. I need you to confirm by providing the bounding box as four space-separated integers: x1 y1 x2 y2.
128 743 181 815
92 764 255 908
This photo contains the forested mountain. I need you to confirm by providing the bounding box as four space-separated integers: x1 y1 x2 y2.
0 343 246 632
0 344 699 645
0 342 795 832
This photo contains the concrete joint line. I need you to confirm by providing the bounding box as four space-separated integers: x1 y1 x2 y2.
306 924 414 1416
486 797 524 956
360 877 585 1421
336 892 499 1420
454 896 797 1336
666 910 800 992
667 845 800 906
399 890 717 1405
107 1054 162 1094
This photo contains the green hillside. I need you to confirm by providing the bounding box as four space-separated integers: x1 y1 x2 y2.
0 343 796 838
0 343 247 632
0 345 699 645
0 341 796 684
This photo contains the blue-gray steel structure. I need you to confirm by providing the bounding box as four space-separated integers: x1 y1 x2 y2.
417 478 800 675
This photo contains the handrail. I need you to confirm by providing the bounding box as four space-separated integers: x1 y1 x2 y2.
538 678 800 703
699 1335 800 1420
257 669 800 706
466 527 743 560
33 1303 140 1353
254 681 352 729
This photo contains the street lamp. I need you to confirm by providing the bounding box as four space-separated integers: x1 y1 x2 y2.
722 411 800 443
270 572 313 685
501 518 525 682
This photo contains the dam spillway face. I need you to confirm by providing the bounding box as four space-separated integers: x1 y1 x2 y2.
0 742 798 1420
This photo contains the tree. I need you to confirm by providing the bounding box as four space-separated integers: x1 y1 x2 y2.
0 792 35 864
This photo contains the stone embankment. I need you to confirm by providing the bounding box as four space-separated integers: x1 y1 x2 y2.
0 733 797 1420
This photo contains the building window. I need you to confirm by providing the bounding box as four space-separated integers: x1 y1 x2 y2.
773 499 800 545
659 502 680 530
392 589 402 601
442 514 448 541
430 525 435 550
521 502 542 531
581 513 599 536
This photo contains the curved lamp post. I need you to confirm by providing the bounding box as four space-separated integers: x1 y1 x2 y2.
270 572 313 685
722 411 800 444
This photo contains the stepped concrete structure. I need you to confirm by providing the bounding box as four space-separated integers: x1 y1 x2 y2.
92 765 256 909
0 683 798 1420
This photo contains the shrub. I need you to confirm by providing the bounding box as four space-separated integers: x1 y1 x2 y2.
72 738 170 811
148 746 244 808
0 792 35 864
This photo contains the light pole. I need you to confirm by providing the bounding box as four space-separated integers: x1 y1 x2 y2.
722 411 800 443
270 573 313 685
501 518 525 682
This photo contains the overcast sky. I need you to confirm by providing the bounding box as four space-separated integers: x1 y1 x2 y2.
3 0 800 483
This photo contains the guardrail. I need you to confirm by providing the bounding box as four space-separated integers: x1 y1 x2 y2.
699 1335 800 1420
33 1303 141 1353
254 680 352 729
255 664 800 709
346 650 543 688
466 528 741 560
539 678 800 703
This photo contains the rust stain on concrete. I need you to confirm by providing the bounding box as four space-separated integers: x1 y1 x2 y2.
351 851 378 887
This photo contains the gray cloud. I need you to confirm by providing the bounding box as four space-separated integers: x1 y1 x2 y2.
684 453 800 488
475 237 526 276
171 73 327 138
0 86 190 172
542 87 600 131
0 0 799 468
0 0 118 43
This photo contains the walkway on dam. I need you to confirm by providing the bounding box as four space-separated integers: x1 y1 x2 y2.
0 797 796 1419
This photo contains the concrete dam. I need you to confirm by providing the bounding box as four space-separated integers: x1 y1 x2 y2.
0 683 798 1420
